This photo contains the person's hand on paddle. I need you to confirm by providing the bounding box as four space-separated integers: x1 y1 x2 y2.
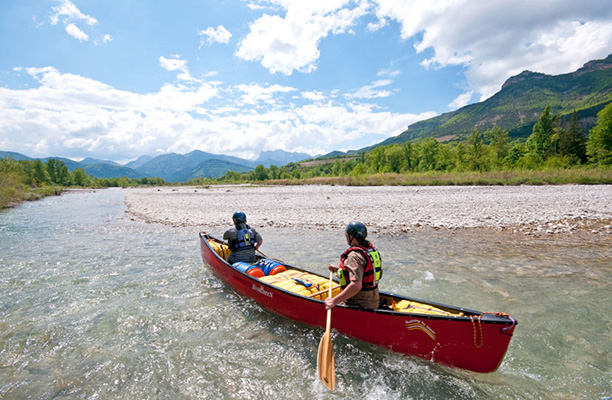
325 296 337 310
328 264 338 273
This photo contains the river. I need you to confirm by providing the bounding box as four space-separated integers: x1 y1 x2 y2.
0 189 610 399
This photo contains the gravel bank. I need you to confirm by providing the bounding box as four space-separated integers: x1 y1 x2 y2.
124 185 612 238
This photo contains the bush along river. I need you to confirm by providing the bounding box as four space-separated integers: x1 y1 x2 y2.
0 189 610 399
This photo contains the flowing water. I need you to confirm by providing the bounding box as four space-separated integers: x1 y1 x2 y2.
0 189 610 399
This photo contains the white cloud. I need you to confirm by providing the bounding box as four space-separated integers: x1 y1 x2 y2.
235 83 297 105
377 68 401 78
159 56 188 72
50 0 97 26
65 23 88 42
345 79 394 99
94 34 113 45
367 17 387 31
49 0 99 42
448 91 474 110
301 91 326 101
372 0 612 101
0 66 432 161
236 0 369 75
199 25 232 46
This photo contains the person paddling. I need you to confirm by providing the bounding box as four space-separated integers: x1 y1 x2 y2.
325 221 382 310
223 211 263 264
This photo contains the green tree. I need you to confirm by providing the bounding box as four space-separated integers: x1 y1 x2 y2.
504 142 526 168
417 138 440 171
586 102 612 165
557 111 586 164
435 144 455 171
252 165 269 181
71 168 91 186
466 129 487 171
401 142 415 171
31 160 51 185
118 177 130 188
46 159 70 185
367 147 386 173
484 126 510 168
385 145 404 173
222 170 242 182
269 165 279 179
526 106 556 163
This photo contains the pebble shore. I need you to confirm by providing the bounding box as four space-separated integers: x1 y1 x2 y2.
124 185 612 239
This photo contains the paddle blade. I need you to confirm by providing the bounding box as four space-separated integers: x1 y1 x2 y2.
317 331 335 390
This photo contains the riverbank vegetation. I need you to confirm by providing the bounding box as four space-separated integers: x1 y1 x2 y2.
192 103 612 186
0 158 167 209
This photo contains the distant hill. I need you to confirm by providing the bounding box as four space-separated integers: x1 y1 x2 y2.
134 153 190 180
80 157 120 166
124 155 154 169
2 150 263 181
84 163 146 179
130 149 315 181
40 157 82 171
0 151 32 161
184 150 257 168
377 53 612 147
255 149 312 167
169 159 253 181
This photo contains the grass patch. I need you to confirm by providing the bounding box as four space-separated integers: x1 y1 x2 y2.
265 167 612 186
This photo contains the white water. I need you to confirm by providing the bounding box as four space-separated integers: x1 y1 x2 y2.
0 189 610 399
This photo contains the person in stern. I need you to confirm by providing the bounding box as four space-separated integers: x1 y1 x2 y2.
223 211 263 264
325 221 382 310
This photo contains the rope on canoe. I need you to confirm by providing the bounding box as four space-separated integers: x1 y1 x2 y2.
470 312 516 348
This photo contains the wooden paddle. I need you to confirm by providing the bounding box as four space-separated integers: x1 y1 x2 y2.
317 271 335 390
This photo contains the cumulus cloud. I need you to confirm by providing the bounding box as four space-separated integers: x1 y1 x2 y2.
65 23 88 42
371 0 612 100
49 0 111 44
199 25 232 46
235 83 297 105
236 0 369 75
301 91 326 101
159 56 188 72
237 1 612 100
50 0 97 26
0 66 432 161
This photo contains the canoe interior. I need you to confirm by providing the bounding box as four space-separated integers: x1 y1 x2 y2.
201 232 514 325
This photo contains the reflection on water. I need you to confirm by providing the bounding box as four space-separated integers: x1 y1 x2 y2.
0 189 610 399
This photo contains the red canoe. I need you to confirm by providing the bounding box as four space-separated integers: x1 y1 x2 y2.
199 232 516 373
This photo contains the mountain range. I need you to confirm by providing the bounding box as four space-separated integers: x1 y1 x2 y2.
3 54 611 180
0 149 312 182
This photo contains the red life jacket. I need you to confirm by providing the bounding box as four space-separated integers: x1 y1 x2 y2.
338 243 382 291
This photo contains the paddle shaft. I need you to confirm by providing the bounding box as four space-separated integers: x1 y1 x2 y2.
325 271 333 333
315 270 335 390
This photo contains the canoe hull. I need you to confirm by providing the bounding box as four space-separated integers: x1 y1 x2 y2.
199 233 515 373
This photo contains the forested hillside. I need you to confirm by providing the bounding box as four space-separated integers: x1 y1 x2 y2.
378 54 612 146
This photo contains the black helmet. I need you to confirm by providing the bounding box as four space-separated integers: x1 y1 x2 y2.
232 211 247 223
345 221 367 240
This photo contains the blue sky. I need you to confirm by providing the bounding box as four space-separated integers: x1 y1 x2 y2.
1 0 611 163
